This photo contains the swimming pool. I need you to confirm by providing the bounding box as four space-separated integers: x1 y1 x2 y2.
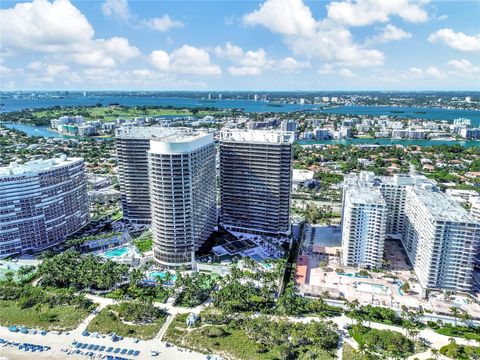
338 272 370 279
102 246 132 259
356 282 392 295
394 280 404 296
248 254 272 269
452 297 468 306
149 271 177 281
249 254 265 262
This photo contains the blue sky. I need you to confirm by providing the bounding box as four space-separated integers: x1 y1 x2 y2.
1 0 479 90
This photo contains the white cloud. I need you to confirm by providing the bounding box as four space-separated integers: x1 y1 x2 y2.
0 0 139 69
243 0 385 67
214 43 244 61
45 64 70 77
243 0 316 36
99 37 140 61
23 60 80 83
338 68 357 77
102 0 130 21
102 0 184 32
27 61 43 71
215 43 269 67
285 27 385 67
149 45 222 76
428 28 480 52
276 57 310 71
318 63 335 75
326 0 429 27
424 66 444 79
69 37 139 68
0 0 94 53
149 50 170 71
317 64 358 77
447 59 480 73
366 24 412 44
406 67 423 77
0 65 13 76
131 69 155 78
228 66 262 76
70 51 117 68
437 14 448 21
215 42 272 75
143 15 184 32
403 66 445 80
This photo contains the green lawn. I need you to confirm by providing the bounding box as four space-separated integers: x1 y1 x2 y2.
342 343 367 360
435 324 480 342
164 314 335 360
32 106 220 122
0 300 91 331
134 238 153 253
349 325 415 359
86 304 166 339
440 342 480 360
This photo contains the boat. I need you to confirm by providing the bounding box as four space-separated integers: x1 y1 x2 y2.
267 104 283 108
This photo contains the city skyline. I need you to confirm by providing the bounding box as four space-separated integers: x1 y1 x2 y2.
1 0 479 91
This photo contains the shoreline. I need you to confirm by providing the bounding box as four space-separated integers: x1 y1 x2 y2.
0 323 205 360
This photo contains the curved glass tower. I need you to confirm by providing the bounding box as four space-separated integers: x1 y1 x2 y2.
148 133 216 269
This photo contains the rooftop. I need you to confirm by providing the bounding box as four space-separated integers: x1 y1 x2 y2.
220 129 294 144
409 187 478 223
149 132 213 154
346 184 386 206
345 171 436 188
0 155 82 177
115 126 193 139
293 169 315 182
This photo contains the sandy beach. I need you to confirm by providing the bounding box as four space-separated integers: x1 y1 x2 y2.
0 324 205 360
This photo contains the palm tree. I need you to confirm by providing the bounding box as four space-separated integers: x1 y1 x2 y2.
460 309 472 326
346 299 360 325
450 306 460 327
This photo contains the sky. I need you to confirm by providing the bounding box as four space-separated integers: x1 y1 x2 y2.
0 0 479 91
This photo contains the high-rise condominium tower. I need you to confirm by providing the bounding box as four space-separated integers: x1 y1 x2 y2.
219 130 294 236
341 185 387 268
341 171 480 292
148 132 216 269
403 187 480 292
115 127 191 224
0 156 89 258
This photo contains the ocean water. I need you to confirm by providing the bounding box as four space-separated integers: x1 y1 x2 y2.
3 123 478 147
1 96 479 125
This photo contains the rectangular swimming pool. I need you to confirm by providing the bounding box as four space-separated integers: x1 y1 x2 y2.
356 282 391 295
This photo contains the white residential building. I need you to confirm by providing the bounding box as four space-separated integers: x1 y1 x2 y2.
471 198 480 222
403 187 480 292
344 172 435 238
341 171 480 292
115 126 193 224
148 132 216 269
0 156 89 258
460 127 480 140
341 185 387 268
